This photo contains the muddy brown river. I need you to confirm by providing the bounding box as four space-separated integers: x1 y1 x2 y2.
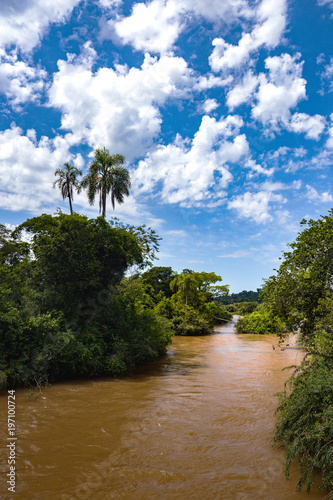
0 319 326 499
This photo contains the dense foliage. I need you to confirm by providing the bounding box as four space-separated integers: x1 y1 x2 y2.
252 211 333 497
0 214 171 388
274 329 333 497
235 305 288 335
0 216 231 389
264 211 333 342
155 270 232 335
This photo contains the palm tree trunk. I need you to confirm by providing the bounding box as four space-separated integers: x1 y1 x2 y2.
102 191 106 218
68 195 73 215
67 179 73 215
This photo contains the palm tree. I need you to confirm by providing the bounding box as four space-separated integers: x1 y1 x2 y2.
53 162 82 215
81 147 131 218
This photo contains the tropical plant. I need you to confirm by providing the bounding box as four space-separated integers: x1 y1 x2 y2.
263 210 333 342
81 147 130 218
53 162 82 214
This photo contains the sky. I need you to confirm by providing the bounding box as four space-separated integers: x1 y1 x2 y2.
0 0 333 292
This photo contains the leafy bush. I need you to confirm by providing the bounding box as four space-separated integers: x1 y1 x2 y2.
235 306 288 335
274 335 333 497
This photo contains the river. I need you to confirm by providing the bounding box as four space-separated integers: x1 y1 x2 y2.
0 319 325 499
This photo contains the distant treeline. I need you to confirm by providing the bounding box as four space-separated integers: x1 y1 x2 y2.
218 289 260 304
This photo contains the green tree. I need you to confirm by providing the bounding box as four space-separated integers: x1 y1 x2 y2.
157 271 230 335
170 270 228 307
81 147 130 218
53 162 82 214
263 210 333 341
142 266 175 298
15 213 143 317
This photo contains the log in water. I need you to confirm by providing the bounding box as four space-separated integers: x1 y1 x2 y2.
0 319 325 499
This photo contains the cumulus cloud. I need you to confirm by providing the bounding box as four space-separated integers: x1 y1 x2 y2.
48 48 193 159
0 125 81 212
209 0 286 73
288 112 326 140
132 115 248 207
0 0 81 51
226 70 259 109
251 53 307 128
106 0 182 54
202 98 219 113
105 0 254 54
227 189 285 223
244 158 274 177
0 49 46 107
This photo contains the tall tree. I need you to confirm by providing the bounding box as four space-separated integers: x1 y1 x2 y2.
81 147 130 218
53 162 82 215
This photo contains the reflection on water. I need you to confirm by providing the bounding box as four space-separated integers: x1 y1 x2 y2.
0 319 325 499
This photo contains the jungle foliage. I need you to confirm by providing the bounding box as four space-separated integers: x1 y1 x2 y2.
235 305 288 335
0 216 230 389
154 270 232 336
0 214 171 388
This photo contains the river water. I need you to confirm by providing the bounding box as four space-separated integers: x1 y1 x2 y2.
0 319 326 499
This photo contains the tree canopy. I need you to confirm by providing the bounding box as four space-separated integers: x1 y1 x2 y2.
263 210 333 341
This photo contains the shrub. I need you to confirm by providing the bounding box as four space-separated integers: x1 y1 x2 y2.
274 336 333 497
236 306 288 335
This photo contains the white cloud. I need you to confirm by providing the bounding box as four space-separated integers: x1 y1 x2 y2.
108 0 181 54
245 158 274 177
195 74 233 91
202 98 219 113
132 115 248 207
48 49 193 159
227 189 284 223
251 53 307 128
0 0 81 51
0 125 80 212
0 49 46 106
105 0 254 54
209 0 286 73
226 70 259 109
98 0 122 8
305 185 333 203
288 112 326 140
183 0 253 21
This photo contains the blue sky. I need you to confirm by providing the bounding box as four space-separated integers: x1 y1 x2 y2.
0 0 333 292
